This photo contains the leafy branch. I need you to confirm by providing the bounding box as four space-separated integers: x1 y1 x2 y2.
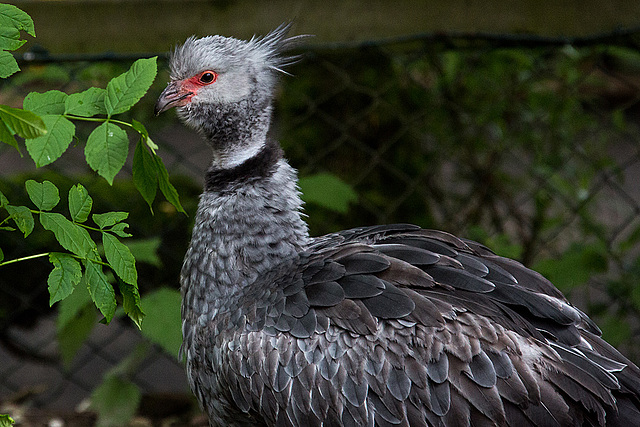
17 57 184 214
0 2 184 328
0 180 143 326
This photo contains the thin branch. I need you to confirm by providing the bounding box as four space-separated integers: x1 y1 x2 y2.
0 252 50 267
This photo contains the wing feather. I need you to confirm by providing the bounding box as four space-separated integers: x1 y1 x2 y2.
199 225 640 426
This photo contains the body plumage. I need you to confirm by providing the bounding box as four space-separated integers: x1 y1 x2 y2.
155 24 640 426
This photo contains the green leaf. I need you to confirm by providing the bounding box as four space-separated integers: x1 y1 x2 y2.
126 237 161 267
0 246 4 263
0 189 7 207
91 374 141 427
84 260 116 323
85 121 129 184
105 57 157 117
93 211 128 229
23 90 68 115
0 413 14 426
132 139 158 212
299 172 358 213
118 281 144 329
25 179 59 211
103 233 137 285
69 184 93 223
0 117 19 153
40 212 99 259
131 119 158 152
57 279 95 366
0 3 35 37
65 87 107 117
154 153 185 213
0 104 46 139
108 222 132 238
25 115 75 167
6 205 33 237
48 253 82 306
130 119 148 140
140 288 182 356
0 50 18 78
0 26 25 51
77 225 100 259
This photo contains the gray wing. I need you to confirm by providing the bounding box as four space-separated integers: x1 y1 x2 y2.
224 224 640 426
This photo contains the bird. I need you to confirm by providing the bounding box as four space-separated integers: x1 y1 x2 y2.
155 24 640 426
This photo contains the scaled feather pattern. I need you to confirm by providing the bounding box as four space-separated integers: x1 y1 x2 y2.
155 23 640 426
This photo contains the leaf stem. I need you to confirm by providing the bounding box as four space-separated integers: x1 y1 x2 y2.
63 115 135 131
0 251 110 268
76 222 103 233
0 252 50 267
0 215 11 227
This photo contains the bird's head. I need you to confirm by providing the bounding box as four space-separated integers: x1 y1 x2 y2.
155 23 306 119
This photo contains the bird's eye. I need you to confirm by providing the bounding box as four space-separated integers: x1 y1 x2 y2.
199 71 217 84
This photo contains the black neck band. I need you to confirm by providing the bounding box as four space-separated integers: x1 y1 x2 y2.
204 139 283 193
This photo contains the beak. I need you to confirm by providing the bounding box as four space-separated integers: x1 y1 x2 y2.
154 81 194 115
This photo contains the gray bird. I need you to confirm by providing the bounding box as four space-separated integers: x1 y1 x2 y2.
155 24 640 426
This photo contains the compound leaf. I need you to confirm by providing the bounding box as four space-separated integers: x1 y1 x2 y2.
65 87 107 117
132 139 157 212
68 184 93 223
0 104 46 139
25 179 59 211
23 90 67 115
119 281 144 329
84 260 116 323
93 211 128 229
154 153 184 213
105 57 157 117
103 232 137 286
0 116 18 152
0 3 35 37
48 252 82 306
25 114 74 167
0 26 25 51
40 212 98 259
0 50 18 78
85 121 128 184
108 222 132 238
6 204 33 237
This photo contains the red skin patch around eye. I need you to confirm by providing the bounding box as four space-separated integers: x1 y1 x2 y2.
154 71 219 113
180 71 218 102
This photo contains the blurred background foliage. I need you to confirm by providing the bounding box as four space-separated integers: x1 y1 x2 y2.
1 2 640 424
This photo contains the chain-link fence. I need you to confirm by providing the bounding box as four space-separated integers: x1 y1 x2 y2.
1 30 640 424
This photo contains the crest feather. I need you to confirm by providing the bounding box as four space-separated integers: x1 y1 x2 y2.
250 22 312 75
169 23 310 80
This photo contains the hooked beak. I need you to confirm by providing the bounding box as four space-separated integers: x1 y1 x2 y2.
154 81 194 115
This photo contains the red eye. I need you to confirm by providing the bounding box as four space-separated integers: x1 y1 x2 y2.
198 71 217 84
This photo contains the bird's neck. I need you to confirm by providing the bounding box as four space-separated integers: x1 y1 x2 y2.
183 138 310 304
182 98 273 169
